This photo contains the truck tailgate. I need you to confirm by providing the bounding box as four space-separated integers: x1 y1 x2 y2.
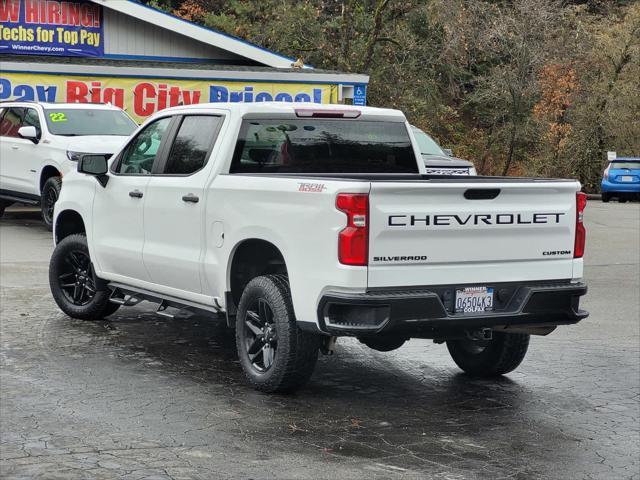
368 180 580 288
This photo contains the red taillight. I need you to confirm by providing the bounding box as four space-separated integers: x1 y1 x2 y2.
336 193 369 266
574 192 587 258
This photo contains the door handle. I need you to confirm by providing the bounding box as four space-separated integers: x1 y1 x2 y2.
11 146 19 150
182 193 199 203
129 190 143 198
464 188 501 200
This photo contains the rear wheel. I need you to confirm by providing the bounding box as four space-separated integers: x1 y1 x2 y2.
446 332 530 377
41 176 62 230
49 234 119 320
619 197 627 203
601 192 610 203
235 275 321 393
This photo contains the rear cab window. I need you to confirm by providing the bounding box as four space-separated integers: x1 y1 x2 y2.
230 119 418 174
610 161 640 169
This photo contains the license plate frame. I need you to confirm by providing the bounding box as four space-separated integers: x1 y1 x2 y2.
455 287 494 314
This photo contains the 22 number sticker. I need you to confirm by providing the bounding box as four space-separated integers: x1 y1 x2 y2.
49 112 67 123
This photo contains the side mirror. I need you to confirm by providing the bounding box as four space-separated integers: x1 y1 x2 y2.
78 154 109 187
443 148 453 156
18 126 39 143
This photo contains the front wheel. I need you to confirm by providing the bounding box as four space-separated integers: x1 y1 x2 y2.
41 176 62 230
235 275 321 393
49 234 120 320
446 332 530 377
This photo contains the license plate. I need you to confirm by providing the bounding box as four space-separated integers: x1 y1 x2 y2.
455 287 494 313
621 175 634 182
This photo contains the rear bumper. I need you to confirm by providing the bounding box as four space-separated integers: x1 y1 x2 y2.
601 180 640 193
317 281 588 336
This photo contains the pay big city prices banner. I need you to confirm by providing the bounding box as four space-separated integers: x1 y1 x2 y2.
0 72 338 122
0 0 103 57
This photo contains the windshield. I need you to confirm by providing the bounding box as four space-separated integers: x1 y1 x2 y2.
412 127 446 156
44 108 137 136
610 161 640 169
231 119 418 174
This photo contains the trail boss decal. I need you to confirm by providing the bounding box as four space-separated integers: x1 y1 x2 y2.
388 212 565 227
298 183 326 192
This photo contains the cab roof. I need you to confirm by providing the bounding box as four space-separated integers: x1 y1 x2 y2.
157 102 406 120
609 157 640 162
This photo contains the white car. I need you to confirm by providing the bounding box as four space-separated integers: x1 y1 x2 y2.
49 102 588 393
411 126 477 175
0 102 137 228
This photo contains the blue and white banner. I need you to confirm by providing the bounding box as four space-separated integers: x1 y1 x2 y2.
0 0 103 57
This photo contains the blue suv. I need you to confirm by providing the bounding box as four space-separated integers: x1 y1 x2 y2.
601 157 640 203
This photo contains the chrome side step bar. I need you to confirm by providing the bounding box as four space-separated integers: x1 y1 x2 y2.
108 282 222 318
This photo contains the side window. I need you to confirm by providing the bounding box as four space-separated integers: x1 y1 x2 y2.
23 108 42 138
0 107 25 138
163 116 221 175
117 117 172 175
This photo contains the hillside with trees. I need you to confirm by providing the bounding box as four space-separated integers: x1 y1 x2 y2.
147 0 639 191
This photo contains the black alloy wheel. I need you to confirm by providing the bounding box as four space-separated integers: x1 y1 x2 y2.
235 275 321 393
57 249 97 306
49 234 120 320
243 298 278 372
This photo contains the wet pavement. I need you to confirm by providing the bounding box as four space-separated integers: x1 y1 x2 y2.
1 202 639 479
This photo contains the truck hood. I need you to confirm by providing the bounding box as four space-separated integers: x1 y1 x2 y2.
65 135 129 154
422 154 474 168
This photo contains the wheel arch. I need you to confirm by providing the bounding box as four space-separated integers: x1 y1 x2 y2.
55 209 86 244
227 238 288 308
39 165 61 194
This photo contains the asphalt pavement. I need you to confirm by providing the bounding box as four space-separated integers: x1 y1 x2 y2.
0 201 638 479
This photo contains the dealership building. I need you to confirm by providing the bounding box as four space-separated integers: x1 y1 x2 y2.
0 0 369 122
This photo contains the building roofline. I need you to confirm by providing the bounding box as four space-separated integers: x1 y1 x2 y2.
0 59 369 85
91 0 304 69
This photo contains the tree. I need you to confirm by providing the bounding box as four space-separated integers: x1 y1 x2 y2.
154 0 638 188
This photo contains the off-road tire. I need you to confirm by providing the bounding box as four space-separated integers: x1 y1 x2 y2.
236 274 321 393
601 193 610 203
41 176 62 231
49 234 118 320
446 332 530 377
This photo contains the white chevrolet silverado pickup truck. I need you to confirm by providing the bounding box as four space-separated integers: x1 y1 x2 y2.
49 102 588 393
